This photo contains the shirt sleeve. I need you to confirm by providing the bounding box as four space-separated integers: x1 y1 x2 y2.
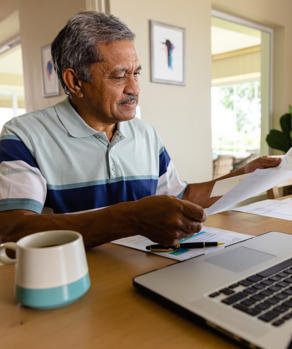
0 132 47 213
156 146 188 198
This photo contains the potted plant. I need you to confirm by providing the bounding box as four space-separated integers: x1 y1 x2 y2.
266 105 292 152
266 105 292 195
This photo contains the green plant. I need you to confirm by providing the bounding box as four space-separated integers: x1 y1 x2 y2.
266 105 292 152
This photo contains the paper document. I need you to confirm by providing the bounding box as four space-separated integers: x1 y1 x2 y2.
233 198 292 221
112 226 253 261
206 148 292 215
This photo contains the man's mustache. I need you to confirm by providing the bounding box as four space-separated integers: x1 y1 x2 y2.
118 95 137 104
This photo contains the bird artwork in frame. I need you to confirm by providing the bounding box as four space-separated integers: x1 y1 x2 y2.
41 44 60 97
149 20 185 85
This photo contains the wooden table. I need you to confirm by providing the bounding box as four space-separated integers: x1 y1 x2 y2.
1 210 292 349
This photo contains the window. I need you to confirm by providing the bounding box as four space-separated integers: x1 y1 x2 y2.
212 80 261 156
0 43 25 131
0 89 25 130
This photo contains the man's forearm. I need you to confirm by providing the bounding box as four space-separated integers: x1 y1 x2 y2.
0 202 138 248
0 195 206 248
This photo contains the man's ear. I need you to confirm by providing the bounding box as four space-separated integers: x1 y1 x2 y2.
62 68 84 97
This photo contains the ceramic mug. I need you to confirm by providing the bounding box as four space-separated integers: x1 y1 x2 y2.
0 230 90 309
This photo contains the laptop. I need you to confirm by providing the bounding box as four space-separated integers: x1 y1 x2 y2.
133 231 292 349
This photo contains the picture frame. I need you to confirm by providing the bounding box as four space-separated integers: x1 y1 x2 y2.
149 20 185 85
41 44 60 97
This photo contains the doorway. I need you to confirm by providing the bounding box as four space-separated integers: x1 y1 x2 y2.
211 11 273 177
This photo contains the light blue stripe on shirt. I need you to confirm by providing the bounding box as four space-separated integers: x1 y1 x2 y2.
47 175 159 190
0 198 43 213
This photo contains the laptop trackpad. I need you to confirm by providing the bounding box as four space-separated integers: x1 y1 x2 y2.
206 246 276 273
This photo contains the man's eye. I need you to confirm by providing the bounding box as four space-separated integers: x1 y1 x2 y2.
113 76 125 80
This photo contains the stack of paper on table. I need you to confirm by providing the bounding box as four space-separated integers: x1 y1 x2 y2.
233 198 292 221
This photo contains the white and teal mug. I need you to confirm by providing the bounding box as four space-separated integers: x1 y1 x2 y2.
0 230 90 309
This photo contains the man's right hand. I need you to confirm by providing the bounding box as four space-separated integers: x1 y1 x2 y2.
130 195 206 246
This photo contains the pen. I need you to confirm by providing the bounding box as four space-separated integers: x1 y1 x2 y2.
146 241 224 252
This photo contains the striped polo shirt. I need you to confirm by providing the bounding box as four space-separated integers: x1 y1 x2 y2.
0 98 187 214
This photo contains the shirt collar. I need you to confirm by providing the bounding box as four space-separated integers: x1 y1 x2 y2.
54 98 128 140
54 98 97 138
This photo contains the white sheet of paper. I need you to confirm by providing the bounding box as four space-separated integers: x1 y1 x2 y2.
233 197 292 221
206 148 292 215
112 226 252 261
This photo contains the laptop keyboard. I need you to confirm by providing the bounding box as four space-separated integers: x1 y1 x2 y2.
208 257 292 327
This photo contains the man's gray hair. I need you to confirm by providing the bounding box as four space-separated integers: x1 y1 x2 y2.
51 11 135 94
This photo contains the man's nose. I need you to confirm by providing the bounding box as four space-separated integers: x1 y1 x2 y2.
124 75 140 96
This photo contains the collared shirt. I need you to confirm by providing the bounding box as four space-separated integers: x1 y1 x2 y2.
0 98 187 213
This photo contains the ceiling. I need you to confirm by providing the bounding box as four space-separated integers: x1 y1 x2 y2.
211 16 261 55
0 9 22 76
0 44 23 74
0 10 19 46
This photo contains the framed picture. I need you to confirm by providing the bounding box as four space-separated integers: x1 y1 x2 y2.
150 20 185 85
41 44 60 97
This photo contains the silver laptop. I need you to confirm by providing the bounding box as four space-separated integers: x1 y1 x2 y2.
133 231 292 349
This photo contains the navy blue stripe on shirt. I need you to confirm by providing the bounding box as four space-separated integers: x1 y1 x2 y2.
46 178 158 213
159 147 171 177
0 138 38 168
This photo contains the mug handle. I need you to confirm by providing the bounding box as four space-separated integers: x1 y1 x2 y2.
0 242 17 264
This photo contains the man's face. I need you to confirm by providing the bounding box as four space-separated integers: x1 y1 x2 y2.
80 40 141 124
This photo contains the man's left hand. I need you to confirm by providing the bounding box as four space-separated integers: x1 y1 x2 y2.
243 156 281 174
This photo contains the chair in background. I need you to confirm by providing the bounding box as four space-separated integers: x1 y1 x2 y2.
213 155 234 179
265 155 292 199
233 153 258 170
267 178 292 199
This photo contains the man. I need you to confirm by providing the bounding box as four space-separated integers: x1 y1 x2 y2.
0 12 280 248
